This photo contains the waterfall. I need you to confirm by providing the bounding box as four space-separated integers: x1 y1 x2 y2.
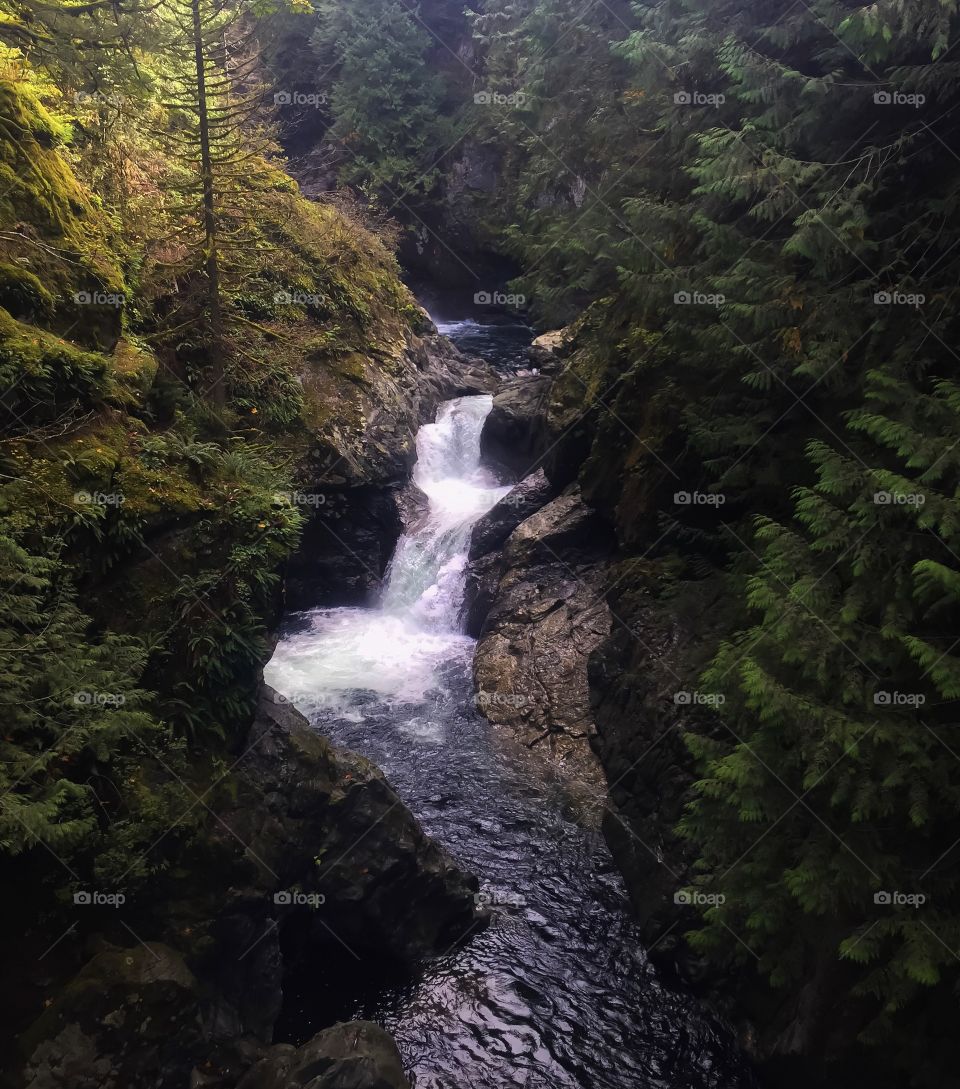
382 395 508 625
265 395 508 706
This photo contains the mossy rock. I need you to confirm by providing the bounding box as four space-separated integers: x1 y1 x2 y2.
0 80 125 347
0 306 110 425
0 261 54 319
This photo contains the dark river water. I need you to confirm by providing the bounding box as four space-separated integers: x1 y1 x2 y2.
264 313 755 1089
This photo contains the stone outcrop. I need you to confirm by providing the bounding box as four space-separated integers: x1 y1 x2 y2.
468 489 614 766
479 374 552 482
467 469 557 562
15 688 483 1089
287 328 498 609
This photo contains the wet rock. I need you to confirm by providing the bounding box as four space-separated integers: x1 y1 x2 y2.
283 486 403 609
235 1021 409 1089
528 328 572 372
289 331 497 609
467 469 557 562
480 374 552 482
471 490 614 767
21 942 204 1089
394 479 431 535
462 550 503 639
194 686 483 973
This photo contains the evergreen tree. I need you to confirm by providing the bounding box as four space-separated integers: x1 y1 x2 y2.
311 0 450 202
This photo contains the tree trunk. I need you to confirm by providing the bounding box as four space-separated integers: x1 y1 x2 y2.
191 0 226 408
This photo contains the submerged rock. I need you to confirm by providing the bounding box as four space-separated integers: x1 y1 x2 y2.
235 1021 409 1089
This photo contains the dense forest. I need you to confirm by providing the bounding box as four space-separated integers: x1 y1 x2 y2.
2 0 960 1087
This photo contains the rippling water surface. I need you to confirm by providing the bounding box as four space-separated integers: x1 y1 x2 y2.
265 316 755 1089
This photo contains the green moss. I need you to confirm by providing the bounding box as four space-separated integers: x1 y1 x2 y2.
0 306 110 424
0 262 54 319
329 350 370 384
0 80 125 338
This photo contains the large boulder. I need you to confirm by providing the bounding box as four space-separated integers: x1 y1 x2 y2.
236 1021 408 1089
480 374 552 482
17 690 484 1089
528 328 572 372
470 490 615 767
194 687 482 974
467 469 557 562
21 943 204 1089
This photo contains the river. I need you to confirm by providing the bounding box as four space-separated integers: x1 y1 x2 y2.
264 313 755 1089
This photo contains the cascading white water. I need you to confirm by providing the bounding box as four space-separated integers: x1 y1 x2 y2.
265 395 509 706
382 395 509 624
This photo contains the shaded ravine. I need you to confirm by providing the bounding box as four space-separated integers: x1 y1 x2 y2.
265 315 755 1089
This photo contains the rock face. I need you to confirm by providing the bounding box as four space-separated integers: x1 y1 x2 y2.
16 688 482 1089
21 943 204 1089
236 1021 409 1089
469 490 615 765
287 330 498 609
480 374 552 482
587 580 728 967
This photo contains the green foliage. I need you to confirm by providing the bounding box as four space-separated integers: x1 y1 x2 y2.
0 527 155 855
